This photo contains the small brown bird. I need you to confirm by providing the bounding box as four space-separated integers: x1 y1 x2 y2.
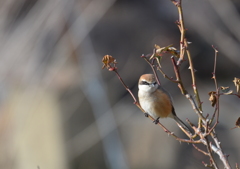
138 74 191 133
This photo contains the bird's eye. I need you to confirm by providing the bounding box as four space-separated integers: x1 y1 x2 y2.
141 81 149 85
153 82 157 85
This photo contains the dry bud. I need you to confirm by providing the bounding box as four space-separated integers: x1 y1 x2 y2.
102 55 117 69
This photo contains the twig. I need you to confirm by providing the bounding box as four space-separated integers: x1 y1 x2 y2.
212 45 219 92
142 55 161 85
171 0 203 111
171 0 186 65
219 93 240 98
205 137 219 169
167 2 232 168
209 46 220 127
156 64 178 83
184 39 202 111
210 131 231 169
192 144 209 156
170 56 187 95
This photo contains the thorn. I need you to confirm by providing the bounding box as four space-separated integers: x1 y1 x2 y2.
224 154 230 158
175 20 180 25
212 45 218 52
202 161 208 167
187 41 192 44
175 1 180 6
188 66 197 72
141 54 145 58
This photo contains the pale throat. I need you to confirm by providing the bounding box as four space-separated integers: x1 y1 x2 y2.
138 83 158 94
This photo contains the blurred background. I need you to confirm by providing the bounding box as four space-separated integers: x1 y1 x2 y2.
0 0 240 169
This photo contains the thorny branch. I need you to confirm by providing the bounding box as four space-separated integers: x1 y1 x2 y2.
102 55 197 143
102 0 239 168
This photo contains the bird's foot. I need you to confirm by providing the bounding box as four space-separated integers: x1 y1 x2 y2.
153 117 160 124
144 113 149 117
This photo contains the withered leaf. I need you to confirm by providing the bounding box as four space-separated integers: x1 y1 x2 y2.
236 117 240 126
233 77 240 95
220 86 233 95
208 91 217 107
231 117 240 130
150 44 179 60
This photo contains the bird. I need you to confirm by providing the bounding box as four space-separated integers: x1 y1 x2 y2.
138 74 191 134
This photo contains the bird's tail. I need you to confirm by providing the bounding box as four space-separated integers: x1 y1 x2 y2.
173 115 192 136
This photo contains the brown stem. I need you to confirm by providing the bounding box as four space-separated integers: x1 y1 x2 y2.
171 1 203 111
192 144 209 156
171 0 186 64
209 46 220 127
143 57 161 85
205 137 219 169
210 131 231 169
114 70 138 103
170 56 187 95
184 39 202 111
168 2 231 168
177 1 186 65
185 94 205 121
156 63 179 83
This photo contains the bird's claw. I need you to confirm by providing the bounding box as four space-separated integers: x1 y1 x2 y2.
144 113 149 117
153 118 160 124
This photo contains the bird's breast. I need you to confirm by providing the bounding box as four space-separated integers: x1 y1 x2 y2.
138 89 172 119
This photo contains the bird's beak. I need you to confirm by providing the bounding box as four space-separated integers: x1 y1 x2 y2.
150 83 155 87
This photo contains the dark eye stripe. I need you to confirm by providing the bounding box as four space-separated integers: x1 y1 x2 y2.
140 81 157 85
140 81 149 85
